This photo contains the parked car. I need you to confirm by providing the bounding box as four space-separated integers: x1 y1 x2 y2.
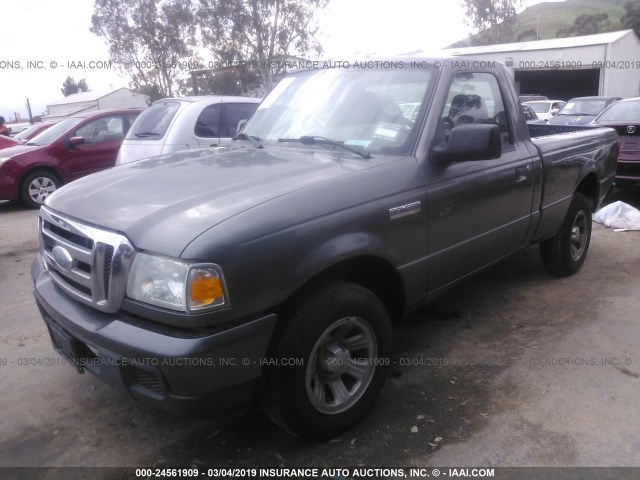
116 96 261 165
33 58 617 438
548 96 621 126
522 104 544 124
7 123 31 136
0 134 22 150
0 109 141 207
12 121 58 143
519 94 548 103
592 97 640 186
523 100 566 121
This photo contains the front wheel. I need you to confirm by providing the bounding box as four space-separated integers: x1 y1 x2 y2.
261 281 392 438
20 171 61 208
540 193 592 276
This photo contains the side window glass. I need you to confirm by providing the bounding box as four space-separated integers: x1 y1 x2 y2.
220 103 259 138
440 72 512 146
195 103 221 138
73 116 124 144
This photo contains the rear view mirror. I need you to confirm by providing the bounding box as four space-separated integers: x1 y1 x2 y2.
433 124 501 162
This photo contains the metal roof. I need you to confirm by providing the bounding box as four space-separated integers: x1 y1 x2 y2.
441 30 634 56
47 87 131 106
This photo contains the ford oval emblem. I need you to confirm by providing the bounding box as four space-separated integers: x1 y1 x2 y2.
52 246 74 271
627 126 636 134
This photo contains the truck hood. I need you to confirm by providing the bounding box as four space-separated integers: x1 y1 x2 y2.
46 146 383 257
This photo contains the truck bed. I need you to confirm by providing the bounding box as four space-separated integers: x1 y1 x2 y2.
530 125 618 241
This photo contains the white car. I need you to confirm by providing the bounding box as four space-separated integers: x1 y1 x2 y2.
116 95 261 165
523 100 566 121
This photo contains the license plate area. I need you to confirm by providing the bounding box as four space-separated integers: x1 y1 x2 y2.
47 323 84 373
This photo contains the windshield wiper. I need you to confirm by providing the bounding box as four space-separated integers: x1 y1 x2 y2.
26 142 39 146
233 133 263 149
278 135 371 159
134 131 162 138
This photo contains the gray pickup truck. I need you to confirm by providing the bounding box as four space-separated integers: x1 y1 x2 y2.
32 58 617 438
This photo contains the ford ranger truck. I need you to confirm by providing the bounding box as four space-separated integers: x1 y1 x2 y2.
32 58 618 438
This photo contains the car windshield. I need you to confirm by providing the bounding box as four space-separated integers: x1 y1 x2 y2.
242 67 433 155
558 99 608 116
527 102 551 114
596 100 640 123
27 117 84 146
126 101 180 140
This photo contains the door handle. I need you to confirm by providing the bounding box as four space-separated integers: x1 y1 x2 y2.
515 164 531 183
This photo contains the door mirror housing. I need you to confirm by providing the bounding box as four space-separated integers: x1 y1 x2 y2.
68 136 85 147
236 119 247 136
433 124 501 162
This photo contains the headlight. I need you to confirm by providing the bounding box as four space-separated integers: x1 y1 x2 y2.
126 252 228 312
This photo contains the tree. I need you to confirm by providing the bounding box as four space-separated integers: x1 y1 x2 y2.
61 76 90 96
91 0 197 101
556 13 612 38
622 0 640 39
463 0 523 45
196 0 329 93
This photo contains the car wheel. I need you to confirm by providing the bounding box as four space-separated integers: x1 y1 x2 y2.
540 193 592 276
261 281 392 438
20 171 61 208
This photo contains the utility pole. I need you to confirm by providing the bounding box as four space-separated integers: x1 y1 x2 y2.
26 98 34 124
536 14 540 40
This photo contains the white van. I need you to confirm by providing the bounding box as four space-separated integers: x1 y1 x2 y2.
116 95 261 165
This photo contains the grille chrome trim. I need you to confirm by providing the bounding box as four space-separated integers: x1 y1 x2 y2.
39 207 135 313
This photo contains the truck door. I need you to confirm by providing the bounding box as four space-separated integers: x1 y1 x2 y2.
425 71 536 292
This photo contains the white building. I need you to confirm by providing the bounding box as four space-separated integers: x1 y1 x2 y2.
439 30 640 100
45 88 149 120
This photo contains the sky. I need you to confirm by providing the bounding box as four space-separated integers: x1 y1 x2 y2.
0 0 564 121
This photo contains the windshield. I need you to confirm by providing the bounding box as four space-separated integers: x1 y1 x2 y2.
28 117 84 145
126 101 180 140
596 100 640 123
558 99 608 116
242 67 432 155
527 102 551 114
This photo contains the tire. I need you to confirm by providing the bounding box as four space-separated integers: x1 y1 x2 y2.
20 171 61 208
260 281 392 438
540 193 592 276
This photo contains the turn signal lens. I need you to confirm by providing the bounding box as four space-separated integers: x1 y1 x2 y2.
188 267 226 310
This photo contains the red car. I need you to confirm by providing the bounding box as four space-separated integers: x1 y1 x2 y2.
0 109 141 207
0 135 22 150
12 121 58 143
593 97 640 186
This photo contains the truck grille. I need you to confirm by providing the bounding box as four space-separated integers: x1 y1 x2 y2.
39 207 135 313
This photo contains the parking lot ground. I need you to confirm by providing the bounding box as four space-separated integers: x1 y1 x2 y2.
1 190 639 472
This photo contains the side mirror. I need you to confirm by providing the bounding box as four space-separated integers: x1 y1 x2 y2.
68 136 85 147
236 119 247 136
433 124 501 162
551 109 559 116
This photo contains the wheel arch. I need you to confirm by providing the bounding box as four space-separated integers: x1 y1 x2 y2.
281 255 406 323
575 171 599 212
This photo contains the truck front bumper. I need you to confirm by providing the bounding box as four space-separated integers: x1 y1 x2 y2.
32 253 277 415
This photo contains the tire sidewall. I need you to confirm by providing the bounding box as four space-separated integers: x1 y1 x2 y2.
270 282 392 438
20 171 60 208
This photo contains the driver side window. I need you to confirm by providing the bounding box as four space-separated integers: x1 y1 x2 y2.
441 72 512 146
74 116 124 144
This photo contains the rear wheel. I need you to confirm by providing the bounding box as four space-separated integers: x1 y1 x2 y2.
261 281 392 438
540 193 592 276
20 171 61 208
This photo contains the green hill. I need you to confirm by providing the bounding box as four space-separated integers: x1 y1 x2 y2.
452 0 628 47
